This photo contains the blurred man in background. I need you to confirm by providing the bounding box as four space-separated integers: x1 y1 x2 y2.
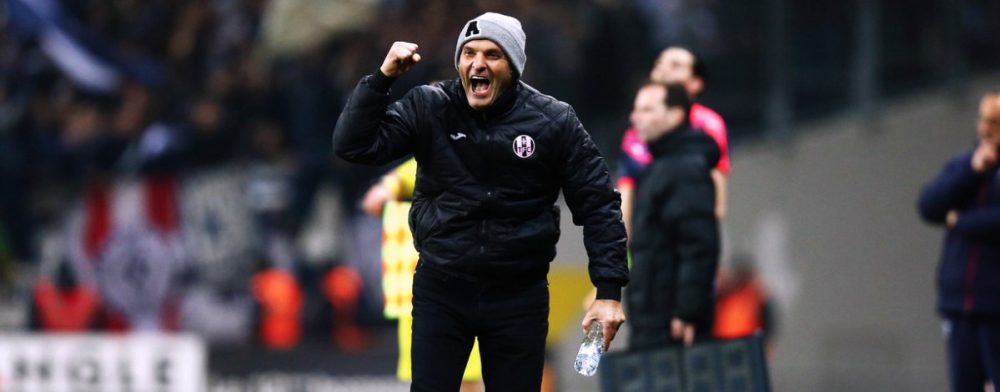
333 12 628 391
712 254 775 354
918 91 1000 392
619 46 729 239
625 82 720 348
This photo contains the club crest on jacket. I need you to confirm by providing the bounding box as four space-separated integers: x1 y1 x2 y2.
513 135 535 158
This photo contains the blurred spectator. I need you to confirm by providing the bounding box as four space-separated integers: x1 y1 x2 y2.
712 254 775 349
30 258 99 331
244 119 294 234
252 266 303 349
186 94 238 167
321 264 369 352
649 47 730 218
625 82 720 348
620 47 730 239
918 91 1000 392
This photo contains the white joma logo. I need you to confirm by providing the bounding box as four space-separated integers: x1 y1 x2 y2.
450 132 467 140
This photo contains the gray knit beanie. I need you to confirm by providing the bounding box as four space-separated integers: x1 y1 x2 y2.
455 12 527 77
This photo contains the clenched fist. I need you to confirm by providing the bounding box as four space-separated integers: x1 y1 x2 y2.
380 41 422 78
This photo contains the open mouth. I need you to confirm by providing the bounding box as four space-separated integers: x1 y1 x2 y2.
469 75 491 97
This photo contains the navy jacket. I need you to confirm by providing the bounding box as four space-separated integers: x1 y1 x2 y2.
918 149 1000 317
333 73 629 300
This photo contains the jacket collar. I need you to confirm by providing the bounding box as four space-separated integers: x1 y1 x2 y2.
452 78 520 122
646 121 694 157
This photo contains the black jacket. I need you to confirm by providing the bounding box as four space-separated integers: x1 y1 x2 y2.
333 73 628 300
626 124 720 328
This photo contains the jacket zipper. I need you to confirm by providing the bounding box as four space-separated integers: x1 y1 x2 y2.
480 219 486 255
480 120 492 256
963 247 980 313
963 179 992 312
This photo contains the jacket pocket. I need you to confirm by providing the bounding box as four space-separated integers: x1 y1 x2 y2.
411 193 464 246
409 199 434 246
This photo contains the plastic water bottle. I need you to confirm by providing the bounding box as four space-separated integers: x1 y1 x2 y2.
574 320 604 376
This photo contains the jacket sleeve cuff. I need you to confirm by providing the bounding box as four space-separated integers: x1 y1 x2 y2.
595 281 623 302
367 70 396 94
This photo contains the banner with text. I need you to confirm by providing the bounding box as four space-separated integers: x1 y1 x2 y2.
0 333 205 392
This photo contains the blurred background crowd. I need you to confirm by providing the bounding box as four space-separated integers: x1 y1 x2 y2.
2 0 1000 390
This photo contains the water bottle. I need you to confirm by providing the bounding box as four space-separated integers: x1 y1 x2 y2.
574 320 604 376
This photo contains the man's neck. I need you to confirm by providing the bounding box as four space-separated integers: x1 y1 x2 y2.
646 119 694 144
645 120 685 142
468 82 518 119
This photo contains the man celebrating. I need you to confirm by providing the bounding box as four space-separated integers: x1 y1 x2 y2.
625 82 720 349
333 12 628 391
918 91 1000 392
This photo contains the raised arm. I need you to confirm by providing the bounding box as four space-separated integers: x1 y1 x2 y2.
333 42 424 165
918 150 984 224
